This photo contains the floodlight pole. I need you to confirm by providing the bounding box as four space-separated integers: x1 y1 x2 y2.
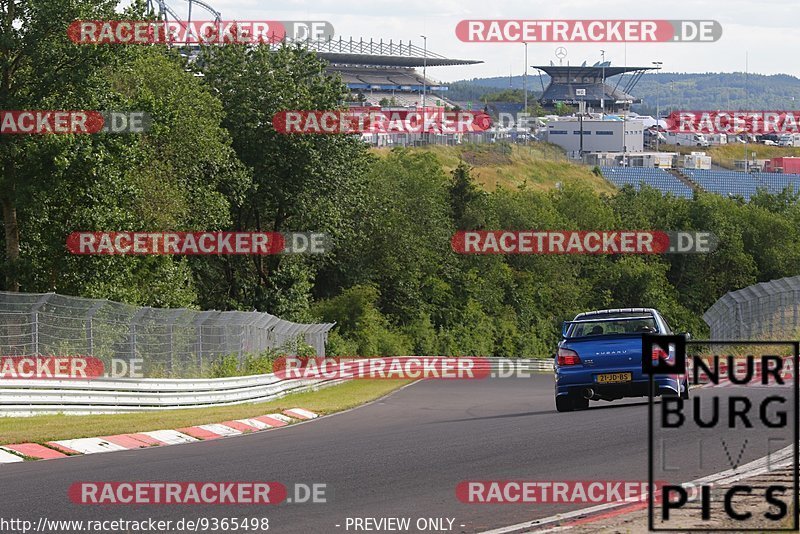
600 50 605 83
653 61 662 151
744 51 749 172
579 98 584 157
524 43 529 146
524 43 528 114
421 34 427 145
420 35 427 109
600 50 606 112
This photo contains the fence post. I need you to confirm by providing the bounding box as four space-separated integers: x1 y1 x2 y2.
194 311 215 374
85 299 107 357
130 307 149 365
30 293 54 356
165 309 186 377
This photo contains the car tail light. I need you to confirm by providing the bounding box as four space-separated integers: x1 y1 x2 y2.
557 348 581 366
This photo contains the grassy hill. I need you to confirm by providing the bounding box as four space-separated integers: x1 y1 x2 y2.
371 143 616 194
707 144 800 169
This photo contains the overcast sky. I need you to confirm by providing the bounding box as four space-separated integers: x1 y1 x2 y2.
158 0 800 82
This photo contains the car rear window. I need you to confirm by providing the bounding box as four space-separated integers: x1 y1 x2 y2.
568 316 658 337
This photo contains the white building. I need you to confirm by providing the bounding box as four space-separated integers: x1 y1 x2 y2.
545 118 644 155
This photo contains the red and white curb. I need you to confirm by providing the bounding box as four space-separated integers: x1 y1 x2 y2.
0 408 319 463
478 443 796 533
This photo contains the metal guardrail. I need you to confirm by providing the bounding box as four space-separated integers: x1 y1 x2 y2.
483 358 554 372
0 375 345 416
0 358 554 416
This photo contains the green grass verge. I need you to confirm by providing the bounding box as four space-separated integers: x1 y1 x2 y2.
371 144 616 194
0 379 412 446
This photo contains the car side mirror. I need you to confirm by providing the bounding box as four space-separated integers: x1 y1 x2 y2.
681 332 692 340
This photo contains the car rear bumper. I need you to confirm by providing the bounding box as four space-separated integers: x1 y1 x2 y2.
554 373 681 399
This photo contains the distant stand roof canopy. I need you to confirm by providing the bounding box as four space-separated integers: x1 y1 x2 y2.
317 53 479 68
532 64 657 108
283 37 481 68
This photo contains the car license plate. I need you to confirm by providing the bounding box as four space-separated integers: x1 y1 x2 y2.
596 372 632 384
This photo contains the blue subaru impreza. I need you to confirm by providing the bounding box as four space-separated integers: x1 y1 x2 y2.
554 308 689 412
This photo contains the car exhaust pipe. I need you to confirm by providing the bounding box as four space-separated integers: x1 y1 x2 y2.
583 387 615 401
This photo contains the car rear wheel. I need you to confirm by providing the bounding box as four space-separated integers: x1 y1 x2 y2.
555 395 590 412
555 395 574 412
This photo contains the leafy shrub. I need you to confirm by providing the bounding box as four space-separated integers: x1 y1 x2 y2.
207 353 240 378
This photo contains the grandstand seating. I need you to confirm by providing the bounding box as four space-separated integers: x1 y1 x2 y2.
329 68 429 89
754 172 800 195
339 73 363 84
680 169 761 200
605 168 800 201
387 73 423 85
332 66 455 107
599 167 694 198
355 91 454 107
357 74 399 85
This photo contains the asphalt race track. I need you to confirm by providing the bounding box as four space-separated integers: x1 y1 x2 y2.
0 376 793 533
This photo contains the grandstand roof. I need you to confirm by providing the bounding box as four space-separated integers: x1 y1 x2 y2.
287 37 481 68
318 53 479 68
531 65 655 78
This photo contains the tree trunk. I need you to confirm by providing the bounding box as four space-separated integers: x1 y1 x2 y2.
1 193 19 291
1 1 18 291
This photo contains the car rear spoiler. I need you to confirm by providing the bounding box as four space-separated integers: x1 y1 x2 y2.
562 316 654 337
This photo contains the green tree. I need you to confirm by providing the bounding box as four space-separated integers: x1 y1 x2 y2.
0 1 246 306
449 161 484 229
0 0 124 290
196 43 373 315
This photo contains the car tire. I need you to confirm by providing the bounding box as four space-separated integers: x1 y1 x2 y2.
555 395 574 412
